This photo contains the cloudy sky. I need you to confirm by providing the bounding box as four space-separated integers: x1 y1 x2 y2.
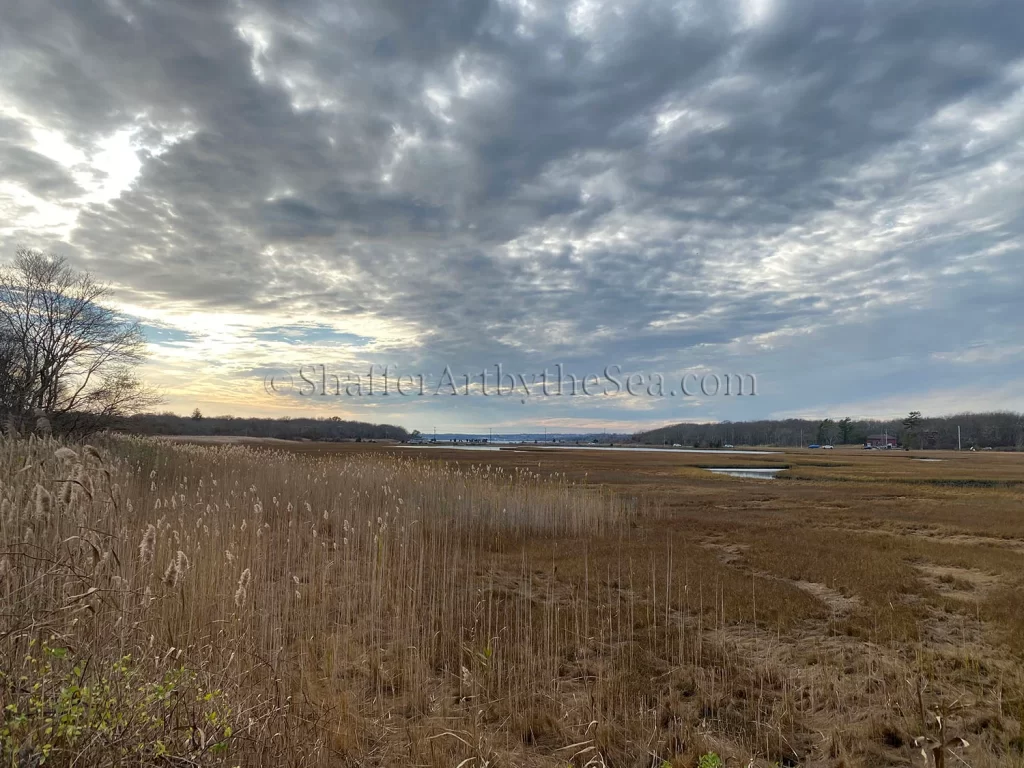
1 0 1022 433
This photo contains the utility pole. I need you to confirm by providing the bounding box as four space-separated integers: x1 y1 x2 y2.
958 425 962 451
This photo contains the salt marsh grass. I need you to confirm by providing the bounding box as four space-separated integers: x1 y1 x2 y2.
3 436 1022 767
1 434 633 766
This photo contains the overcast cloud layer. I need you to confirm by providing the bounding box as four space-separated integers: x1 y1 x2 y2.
1 0 1022 432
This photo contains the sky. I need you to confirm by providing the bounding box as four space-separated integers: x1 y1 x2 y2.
1 0 1023 433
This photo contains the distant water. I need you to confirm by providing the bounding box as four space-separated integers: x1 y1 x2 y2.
400 444 779 456
705 467 785 479
401 445 502 451
534 445 779 456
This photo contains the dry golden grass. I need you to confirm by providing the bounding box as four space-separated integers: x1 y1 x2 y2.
2 437 1024 767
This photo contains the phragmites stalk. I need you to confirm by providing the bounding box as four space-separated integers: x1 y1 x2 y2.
162 556 180 588
69 462 92 501
54 447 78 463
0 555 11 582
83 469 96 499
34 484 53 520
139 524 157 565
59 473 75 506
83 444 104 463
162 550 189 588
3 416 20 439
234 568 251 608
1 498 12 526
92 544 111 575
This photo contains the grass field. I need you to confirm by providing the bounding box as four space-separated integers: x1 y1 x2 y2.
2 436 1023 767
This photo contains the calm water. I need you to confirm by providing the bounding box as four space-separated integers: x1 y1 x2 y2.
705 467 786 479
401 444 502 451
400 444 779 456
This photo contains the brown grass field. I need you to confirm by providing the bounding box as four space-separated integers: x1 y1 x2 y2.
2 435 1023 767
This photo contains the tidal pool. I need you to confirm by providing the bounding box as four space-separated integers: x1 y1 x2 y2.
704 467 786 479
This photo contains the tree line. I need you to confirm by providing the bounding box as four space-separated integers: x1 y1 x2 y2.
122 412 409 442
634 411 1024 450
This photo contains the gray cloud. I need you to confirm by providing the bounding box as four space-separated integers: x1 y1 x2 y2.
1 0 1022 426
0 145 83 199
0 116 83 198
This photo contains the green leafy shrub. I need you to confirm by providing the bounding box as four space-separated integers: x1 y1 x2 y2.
1 640 238 767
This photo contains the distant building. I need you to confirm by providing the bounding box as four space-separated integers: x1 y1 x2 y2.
865 434 898 448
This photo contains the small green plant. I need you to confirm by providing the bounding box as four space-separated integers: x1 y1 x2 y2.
698 753 723 768
1 640 238 766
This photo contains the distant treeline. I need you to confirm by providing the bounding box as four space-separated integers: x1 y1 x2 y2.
634 412 1024 450
118 412 409 442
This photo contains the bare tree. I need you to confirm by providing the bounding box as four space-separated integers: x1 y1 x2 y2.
0 248 159 432
0 326 30 415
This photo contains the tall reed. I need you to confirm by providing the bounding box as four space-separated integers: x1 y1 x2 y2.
0 434 643 766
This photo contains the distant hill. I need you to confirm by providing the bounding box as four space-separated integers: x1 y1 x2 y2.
119 412 409 442
633 412 1024 450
